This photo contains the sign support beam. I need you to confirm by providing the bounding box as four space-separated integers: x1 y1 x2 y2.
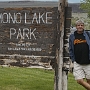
55 0 68 90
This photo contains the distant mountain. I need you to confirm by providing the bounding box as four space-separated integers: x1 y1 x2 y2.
69 3 86 13
0 1 86 13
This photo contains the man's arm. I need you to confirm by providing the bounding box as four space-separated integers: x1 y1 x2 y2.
69 34 75 62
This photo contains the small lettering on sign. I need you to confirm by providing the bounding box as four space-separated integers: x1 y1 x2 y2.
16 43 31 47
8 47 42 51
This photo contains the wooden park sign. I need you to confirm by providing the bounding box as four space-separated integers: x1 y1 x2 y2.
0 7 58 56
0 1 72 90
0 3 72 90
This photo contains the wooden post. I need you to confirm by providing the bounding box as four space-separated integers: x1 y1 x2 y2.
55 0 72 90
63 7 72 90
56 0 68 90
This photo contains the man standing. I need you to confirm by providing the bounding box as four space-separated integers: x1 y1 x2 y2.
69 20 90 90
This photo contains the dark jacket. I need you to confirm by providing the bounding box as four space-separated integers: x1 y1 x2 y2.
69 30 90 62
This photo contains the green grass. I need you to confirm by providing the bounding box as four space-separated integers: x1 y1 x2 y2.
0 66 54 90
68 73 85 90
0 66 86 90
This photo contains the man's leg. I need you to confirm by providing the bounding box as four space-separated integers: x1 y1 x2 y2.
84 64 90 86
73 62 90 90
77 79 90 90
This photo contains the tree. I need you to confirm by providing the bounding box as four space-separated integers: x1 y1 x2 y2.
80 0 90 18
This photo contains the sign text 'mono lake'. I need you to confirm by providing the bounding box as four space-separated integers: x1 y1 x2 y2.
0 7 58 56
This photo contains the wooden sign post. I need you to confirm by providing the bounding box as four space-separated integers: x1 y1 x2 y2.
55 0 72 90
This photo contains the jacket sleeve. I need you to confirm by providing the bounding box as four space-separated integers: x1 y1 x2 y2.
69 34 75 62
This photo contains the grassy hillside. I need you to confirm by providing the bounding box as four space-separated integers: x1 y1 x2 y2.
0 66 85 90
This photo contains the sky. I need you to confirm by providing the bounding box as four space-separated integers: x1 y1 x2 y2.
0 0 81 3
